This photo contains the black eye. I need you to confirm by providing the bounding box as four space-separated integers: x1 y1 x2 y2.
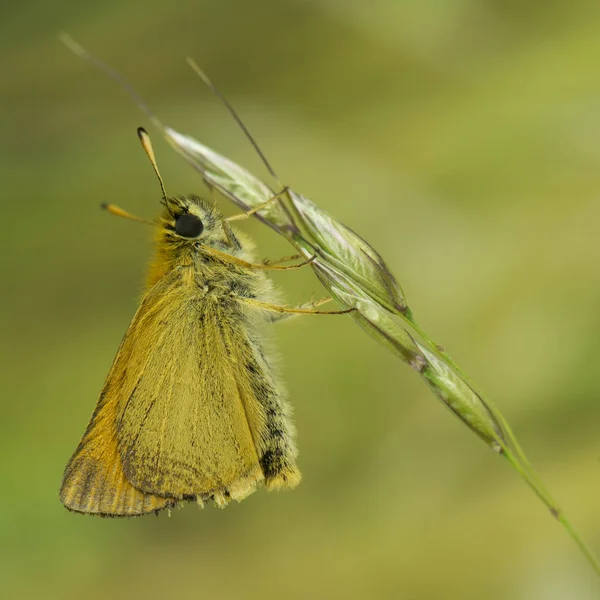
175 213 204 238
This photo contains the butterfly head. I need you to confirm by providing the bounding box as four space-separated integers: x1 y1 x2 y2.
161 195 222 242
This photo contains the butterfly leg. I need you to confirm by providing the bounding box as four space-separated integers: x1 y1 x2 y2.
253 255 316 271
262 254 301 267
224 187 289 222
267 297 334 323
238 297 356 316
202 244 317 271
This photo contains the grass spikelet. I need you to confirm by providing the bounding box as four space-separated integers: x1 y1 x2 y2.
161 124 600 577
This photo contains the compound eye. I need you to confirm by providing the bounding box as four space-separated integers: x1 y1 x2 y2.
175 213 204 238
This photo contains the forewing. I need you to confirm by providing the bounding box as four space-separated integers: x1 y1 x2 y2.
116 276 266 503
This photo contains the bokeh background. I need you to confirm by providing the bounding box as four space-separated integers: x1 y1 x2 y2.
3 1 600 598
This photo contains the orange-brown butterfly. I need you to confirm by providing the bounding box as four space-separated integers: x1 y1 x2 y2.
59 129 352 517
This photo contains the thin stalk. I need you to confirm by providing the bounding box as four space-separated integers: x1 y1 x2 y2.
502 447 600 577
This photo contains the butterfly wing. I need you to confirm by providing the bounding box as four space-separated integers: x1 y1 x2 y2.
114 270 269 505
61 267 299 515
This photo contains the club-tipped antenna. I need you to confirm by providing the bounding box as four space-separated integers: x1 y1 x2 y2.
137 127 167 199
59 33 162 129
186 57 282 186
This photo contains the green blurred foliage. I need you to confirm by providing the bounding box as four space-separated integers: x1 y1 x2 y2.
2 1 600 598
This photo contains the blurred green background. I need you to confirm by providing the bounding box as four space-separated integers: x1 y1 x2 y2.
3 1 600 598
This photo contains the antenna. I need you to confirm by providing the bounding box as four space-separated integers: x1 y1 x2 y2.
137 127 167 199
186 58 282 186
